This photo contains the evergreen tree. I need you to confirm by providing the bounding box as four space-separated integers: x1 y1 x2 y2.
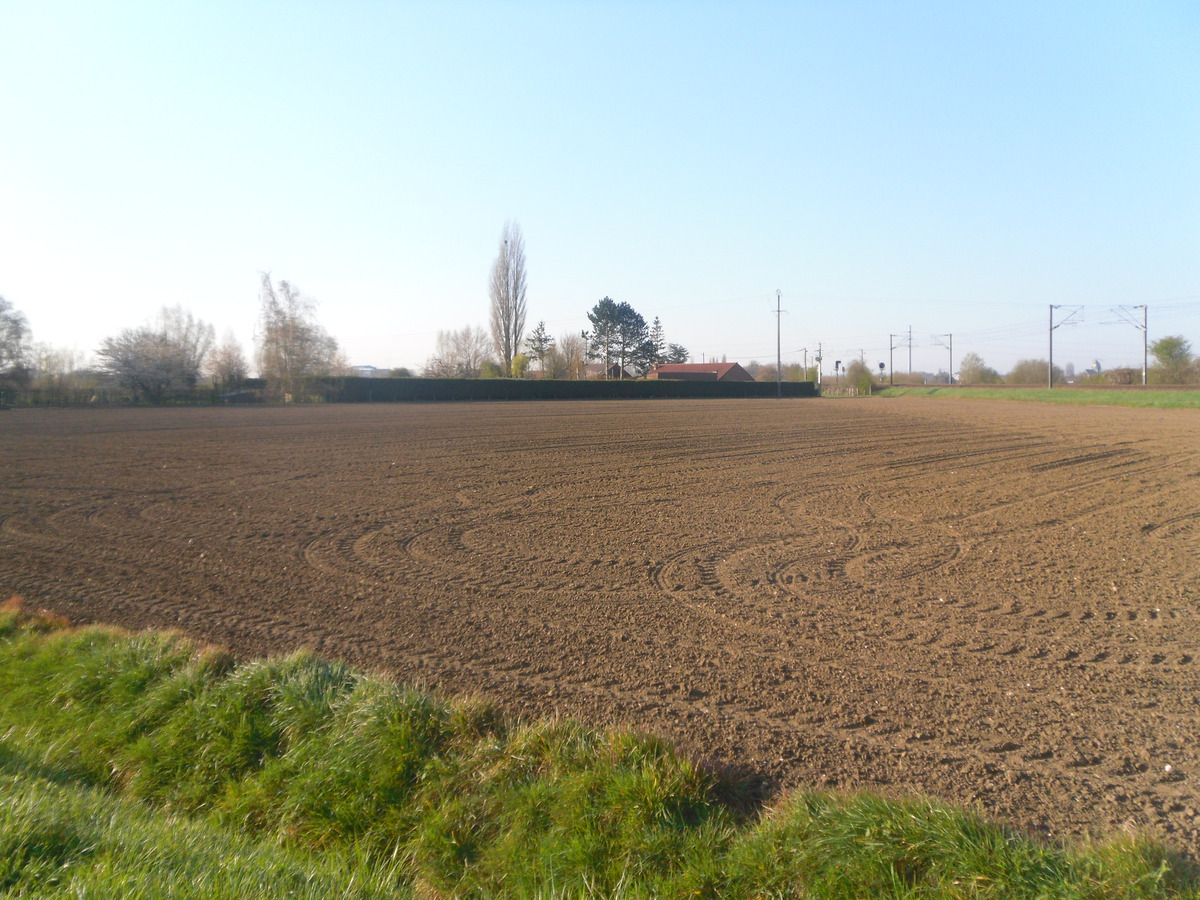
649 317 666 366
587 299 651 377
524 320 555 373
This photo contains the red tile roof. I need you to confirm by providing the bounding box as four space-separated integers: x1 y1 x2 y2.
647 363 755 382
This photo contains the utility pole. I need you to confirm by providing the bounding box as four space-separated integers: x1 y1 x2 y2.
1142 304 1148 387
908 326 912 374
888 334 898 386
815 343 823 393
1048 305 1083 388
933 333 953 384
1112 304 1149 386
793 348 808 380
775 289 782 399
1048 305 1056 388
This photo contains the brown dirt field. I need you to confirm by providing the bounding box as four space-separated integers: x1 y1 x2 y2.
3 399 1199 849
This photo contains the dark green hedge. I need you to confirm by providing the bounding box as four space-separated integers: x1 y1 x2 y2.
4 379 269 408
1 377 816 407
307 376 817 402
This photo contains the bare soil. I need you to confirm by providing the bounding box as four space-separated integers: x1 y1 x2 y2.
3 399 1199 849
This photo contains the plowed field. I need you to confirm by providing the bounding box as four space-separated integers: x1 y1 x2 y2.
3 399 1199 849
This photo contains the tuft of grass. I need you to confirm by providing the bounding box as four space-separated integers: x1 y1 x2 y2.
0 764 409 898
877 386 1200 408
128 651 359 810
412 723 739 895
224 675 459 852
737 790 1200 898
0 597 70 639
1 598 1197 898
0 622 202 788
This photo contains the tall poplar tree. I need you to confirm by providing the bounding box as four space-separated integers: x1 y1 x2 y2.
489 222 528 377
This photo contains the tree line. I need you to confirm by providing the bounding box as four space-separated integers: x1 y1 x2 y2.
4 223 1197 400
954 341 1200 386
423 221 689 379
0 276 348 402
744 342 1200 392
0 220 694 398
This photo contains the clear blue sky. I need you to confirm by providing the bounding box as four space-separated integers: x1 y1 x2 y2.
2 1 1197 376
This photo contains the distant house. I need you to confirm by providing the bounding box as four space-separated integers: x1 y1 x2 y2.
352 365 379 378
585 363 639 380
646 362 755 383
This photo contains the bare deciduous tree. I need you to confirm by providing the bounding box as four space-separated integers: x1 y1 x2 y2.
545 332 587 379
159 305 216 380
423 325 494 377
558 331 587 380
30 343 88 389
256 275 344 397
0 297 32 379
97 306 215 400
489 222 527 377
1007 358 1062 385
206 331 250 391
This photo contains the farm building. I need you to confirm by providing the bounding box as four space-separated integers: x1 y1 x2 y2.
646 362 755 382
585 363 639 380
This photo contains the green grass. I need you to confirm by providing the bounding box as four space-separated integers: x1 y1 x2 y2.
1 599 1197 898
875 386 1200 408
0 747 409 898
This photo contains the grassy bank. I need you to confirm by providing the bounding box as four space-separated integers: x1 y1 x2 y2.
1 599 1195 898
0 756 407 899
876 386 1200 409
